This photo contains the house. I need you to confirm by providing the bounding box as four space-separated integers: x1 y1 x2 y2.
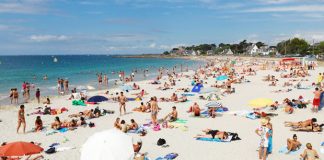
185 50 197 56
246 44 259 55
207 50 214 55
259 45 270 56
223 49 234 55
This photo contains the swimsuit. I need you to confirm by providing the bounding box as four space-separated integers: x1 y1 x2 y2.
313 98 320 106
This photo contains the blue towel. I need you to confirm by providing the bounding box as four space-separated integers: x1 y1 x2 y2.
321 142 324 146
58 128 68 133
278 146 302 155
246 113 257 120
196 137 229 142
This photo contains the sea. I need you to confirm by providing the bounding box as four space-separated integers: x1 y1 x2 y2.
0 55 203 105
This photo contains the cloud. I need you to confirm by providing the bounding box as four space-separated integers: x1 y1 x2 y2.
0 1 48 14
244 5 324 13
105 18 141 25
29 35 69 42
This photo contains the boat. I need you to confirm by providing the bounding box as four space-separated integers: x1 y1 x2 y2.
53 57 58 63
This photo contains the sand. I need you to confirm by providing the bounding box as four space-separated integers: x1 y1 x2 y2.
0 57 323 160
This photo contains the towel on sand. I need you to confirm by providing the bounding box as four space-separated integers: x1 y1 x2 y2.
196 136 232 142
278 146 302 155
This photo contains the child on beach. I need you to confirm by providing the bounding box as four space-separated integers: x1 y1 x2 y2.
312 88 321 113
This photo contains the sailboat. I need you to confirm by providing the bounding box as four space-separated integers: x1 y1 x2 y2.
53 57 58 63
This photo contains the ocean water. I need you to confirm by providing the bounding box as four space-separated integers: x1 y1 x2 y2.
0 55 202 104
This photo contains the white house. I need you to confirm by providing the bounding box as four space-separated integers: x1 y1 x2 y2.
246 44 259 55
224 49 234 55
207 50 214 55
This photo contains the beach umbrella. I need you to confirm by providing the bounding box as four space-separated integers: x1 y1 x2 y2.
0 141 44 157
80 129 134 160
216 75 228 81
205 101 223 108
248 98 273 109
87 95 108 103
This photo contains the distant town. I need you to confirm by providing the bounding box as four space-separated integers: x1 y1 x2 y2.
162 38 324 59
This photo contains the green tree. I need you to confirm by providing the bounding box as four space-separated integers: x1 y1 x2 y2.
163 51 170 55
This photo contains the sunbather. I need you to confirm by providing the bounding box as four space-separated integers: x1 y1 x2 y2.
34 116 43 132
291 123 323 132
163 106 178 122
127 119 139 131
51 116 62 130
187 102 201 116
194 129 228 140
284 118 317 128
287 134 301 153
300 143 320 160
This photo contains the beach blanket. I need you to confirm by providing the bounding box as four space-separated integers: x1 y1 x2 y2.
196 136 232 142
189 115 208 118
278 146 302 155
72 100 86 106
174 119 188 124
181 93 196 96
319 92 324 111
246 113 258 120
167 122 188 131
156 153 178 160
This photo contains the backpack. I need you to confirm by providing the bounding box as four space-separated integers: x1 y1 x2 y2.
45 147 56 154
157 138 166 146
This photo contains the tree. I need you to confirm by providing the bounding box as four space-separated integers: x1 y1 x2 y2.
256 41 265 48
316 41 324 55
163 51 170 55
276 38 309 55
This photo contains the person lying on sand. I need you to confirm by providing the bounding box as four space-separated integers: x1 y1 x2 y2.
163 106 178 122
68 109 94 118
291 123 323 132
287 134 302 153
176 88 190 92
284 118 317 128
175 95 187 103
194 129 228 140
283 82 293 87
157 82 171 90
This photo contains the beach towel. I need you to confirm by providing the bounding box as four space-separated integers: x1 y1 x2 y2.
72 100 86 106
319 92 324 111
320 148 324 154
56 147 76 152
189 115 208 118
58 128 68 133
45 129 58 136
155 153 178 160
167 122 188 131
246 113 258 120
278 146 302 155
174 119 187 124
181 93 195 96
196 136 232 142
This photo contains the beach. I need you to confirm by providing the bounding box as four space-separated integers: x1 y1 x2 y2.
0 56 323 160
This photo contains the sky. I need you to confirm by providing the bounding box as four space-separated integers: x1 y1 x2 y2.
0 0 324 55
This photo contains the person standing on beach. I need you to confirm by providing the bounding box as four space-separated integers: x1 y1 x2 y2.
64 79 69 94
151 97 159 126
13 88 19 104
35 88 40 104
60 78 64 95
103 74 108 86
255 118 270 160
118 92 127 115
17 105 26 134
265 117 273 154
313 88 321 113
57 78 61 94
9 89 14 104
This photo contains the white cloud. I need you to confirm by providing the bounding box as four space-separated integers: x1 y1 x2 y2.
149 43 156 48
244 5 324 13
0 0 48 14
29 35 69 42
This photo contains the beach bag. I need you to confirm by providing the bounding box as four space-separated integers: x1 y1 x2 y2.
153 124 161 131
45 147 56 154
157 138 166 146
89 122 95 128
